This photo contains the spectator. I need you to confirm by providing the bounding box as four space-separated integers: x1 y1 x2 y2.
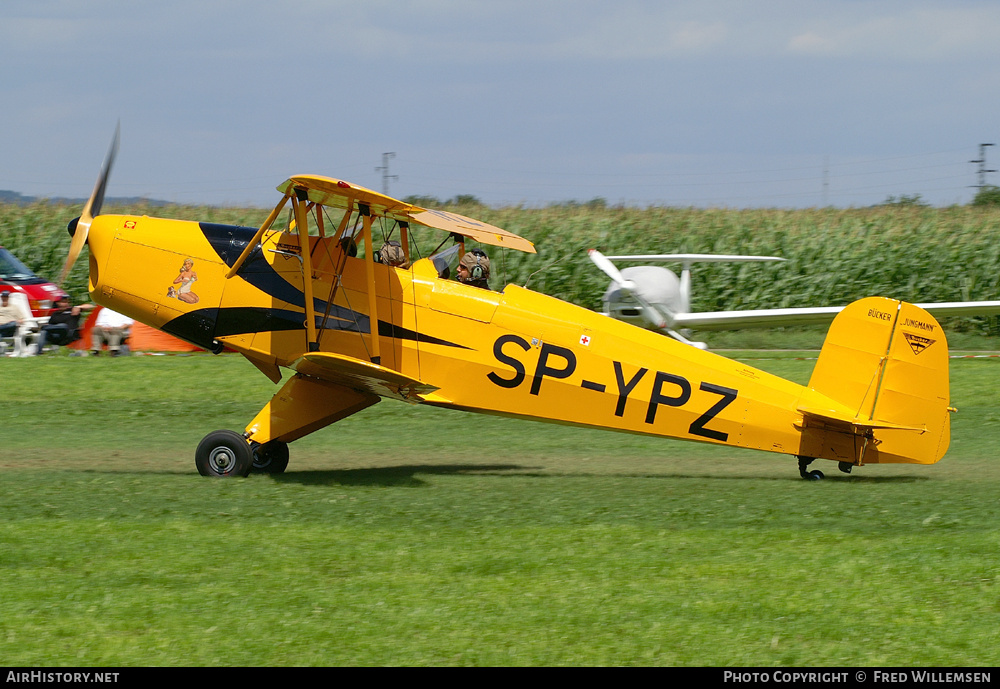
0 292 22 339
35 295 92 354
91 307 134 357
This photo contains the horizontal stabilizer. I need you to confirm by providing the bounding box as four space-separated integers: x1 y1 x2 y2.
291 351 437 402
797 403 927 435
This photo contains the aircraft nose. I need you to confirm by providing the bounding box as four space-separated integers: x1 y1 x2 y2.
81 215 117 297
67 216 81 239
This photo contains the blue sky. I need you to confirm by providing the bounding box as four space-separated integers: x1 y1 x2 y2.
2 1 999 208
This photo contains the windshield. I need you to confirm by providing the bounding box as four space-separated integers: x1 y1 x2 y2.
0 248 38 280
430 244 462 279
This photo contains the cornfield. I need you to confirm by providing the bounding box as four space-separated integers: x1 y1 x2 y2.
3 201 1000 333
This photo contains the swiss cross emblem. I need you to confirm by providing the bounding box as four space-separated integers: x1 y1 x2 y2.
580 334 591 346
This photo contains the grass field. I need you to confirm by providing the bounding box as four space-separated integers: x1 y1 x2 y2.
1 351 998 666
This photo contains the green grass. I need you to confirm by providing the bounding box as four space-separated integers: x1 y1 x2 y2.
0 352 998 666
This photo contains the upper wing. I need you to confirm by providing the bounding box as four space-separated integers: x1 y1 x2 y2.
408 209 536 253
277 175 412 217
277 175 535 253
672 301 1000 331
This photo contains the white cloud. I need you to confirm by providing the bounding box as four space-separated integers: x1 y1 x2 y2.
787 31 837 55
785 6 1000 59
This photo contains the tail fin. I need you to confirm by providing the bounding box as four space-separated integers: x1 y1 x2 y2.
799 297 951 465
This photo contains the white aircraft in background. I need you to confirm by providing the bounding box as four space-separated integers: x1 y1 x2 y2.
588 249 1000 349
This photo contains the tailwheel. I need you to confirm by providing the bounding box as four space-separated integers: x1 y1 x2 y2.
797 455 824 481
196 430 253 477
250 440 289 474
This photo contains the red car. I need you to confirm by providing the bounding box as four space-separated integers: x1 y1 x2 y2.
0 246 69 318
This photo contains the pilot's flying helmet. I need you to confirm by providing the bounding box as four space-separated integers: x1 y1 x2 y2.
459 249 490 281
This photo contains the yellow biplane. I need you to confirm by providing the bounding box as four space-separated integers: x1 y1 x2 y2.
62 129 954 479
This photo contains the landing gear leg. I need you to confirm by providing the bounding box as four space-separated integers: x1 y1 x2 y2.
797 455 824 481
239 373 379 475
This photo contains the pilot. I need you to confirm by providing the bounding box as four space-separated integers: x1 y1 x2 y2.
456 249 491 290
340 236 358 258
378 240 407 267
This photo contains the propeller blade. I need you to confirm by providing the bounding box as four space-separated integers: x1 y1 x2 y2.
60 123 119 284
61 217 90 285
588 249 629 287
631 291 669 331
665 328 708 350
589 249 669 329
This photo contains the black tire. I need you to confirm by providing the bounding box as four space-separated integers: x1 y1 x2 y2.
195 430 253 477
797 455 821 480
250 440 289 474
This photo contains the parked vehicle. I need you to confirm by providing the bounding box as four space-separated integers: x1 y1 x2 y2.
0 246 68 318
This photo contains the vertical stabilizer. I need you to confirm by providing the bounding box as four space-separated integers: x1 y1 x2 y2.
804 297 951 465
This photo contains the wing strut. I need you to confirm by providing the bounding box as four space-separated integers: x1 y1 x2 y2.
292 192 319 351
225 192 291 279
360 204 381 364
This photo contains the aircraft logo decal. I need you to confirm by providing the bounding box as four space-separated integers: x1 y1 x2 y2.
903 332 935 355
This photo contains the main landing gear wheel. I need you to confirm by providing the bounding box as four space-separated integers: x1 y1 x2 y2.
250 440 289 474
797 455 825 481
196 430 253 477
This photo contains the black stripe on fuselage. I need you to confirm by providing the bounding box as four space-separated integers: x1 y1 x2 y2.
162 304 470 350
